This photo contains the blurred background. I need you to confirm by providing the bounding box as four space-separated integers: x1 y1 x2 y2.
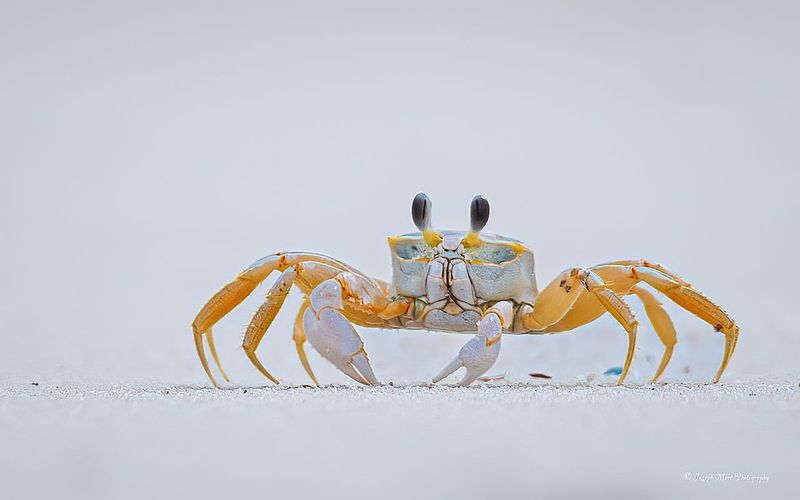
1 2 798 498
1 0 797 386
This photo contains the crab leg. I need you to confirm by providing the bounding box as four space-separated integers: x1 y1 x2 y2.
629 285 677 382
241 268 297 385
292 298 319 385
597 259 690 286
517 269 587 330
205 328 229 382
242 261 355 384
581 272 639 385
552 261 739 383
629 266 739 383
519 268 639 384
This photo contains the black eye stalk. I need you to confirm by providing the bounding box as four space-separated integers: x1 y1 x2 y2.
470 195 490 233
412 193 443 246
464 194 489 247
411 192 432 231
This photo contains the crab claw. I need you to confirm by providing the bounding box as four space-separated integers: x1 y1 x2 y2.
432 311 503 386
303 278 380 385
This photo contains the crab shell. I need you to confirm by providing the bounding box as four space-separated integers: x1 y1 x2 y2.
387 230 539 307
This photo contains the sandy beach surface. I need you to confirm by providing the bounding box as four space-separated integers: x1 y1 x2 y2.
1 376 796 500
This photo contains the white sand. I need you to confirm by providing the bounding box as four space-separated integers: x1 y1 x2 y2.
1 378 796 500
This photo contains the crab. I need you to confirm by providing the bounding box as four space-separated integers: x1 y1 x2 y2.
191 193 739 387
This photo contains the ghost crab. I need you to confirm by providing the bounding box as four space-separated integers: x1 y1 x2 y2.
191 193 739 387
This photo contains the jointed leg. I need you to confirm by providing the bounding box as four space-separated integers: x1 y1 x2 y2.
193 277 259 387
241 267 298 385
597 259 689 286
516 269 588 330
518 268 638 384
205 328 229 382
582 271 638 384
292 298 319 385
628 266 738 383
589 262 738 383
629 285 677 382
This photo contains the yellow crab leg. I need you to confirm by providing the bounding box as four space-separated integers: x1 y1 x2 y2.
596 259 690 286
292 297 319 385
579 271 639 385
627 266 738 383
629 285 677 382
193 328 217 387
519 268 638 384
205 328 229 382
591 263 739 383
242 268 298 384
193 277 258 386
517 269 587 331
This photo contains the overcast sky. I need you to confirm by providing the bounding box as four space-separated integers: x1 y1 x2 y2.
1 1 798 384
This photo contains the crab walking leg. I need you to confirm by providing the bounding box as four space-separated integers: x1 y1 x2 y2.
596 259 690 286
519 269 639 384
581 271 639 385
292 298 319 386
517 269 587 330
241 268 298 384
204 328 229 382
303 277 381 385
433 301 514 386
590 263 738 382
193 277 257 386
192 252 373 386
242 261 354 384
629 285 678 382
629 266 739 383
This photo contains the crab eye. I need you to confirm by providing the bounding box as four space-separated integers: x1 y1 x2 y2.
470 195 490 232
411 192 432 231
